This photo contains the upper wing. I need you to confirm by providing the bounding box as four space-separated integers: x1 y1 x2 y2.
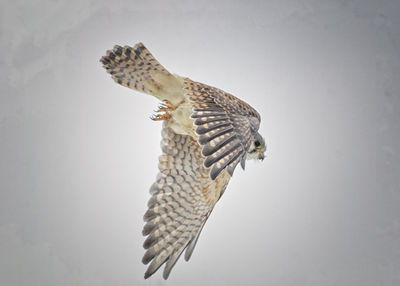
184 79 261 180
142 120 230 279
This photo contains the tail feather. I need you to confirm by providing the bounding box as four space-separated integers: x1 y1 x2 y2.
100 43 183 103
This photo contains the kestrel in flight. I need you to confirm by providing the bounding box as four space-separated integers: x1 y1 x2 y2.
100 43 266 279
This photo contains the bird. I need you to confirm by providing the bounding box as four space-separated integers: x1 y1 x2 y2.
100 43 266 279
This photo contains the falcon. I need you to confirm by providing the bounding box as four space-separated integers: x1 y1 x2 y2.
100 43 266 279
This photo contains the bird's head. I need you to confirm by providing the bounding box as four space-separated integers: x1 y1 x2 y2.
246 132 266 161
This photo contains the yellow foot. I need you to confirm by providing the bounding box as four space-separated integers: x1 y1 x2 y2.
150 99 185 121
156 100 176 112
150 113 172 121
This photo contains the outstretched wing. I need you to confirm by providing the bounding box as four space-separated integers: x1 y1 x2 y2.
184 79 261 180
142 120 230 279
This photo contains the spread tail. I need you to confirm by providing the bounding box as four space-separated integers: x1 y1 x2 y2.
100 43 183 103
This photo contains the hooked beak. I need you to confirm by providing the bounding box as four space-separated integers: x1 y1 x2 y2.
258 153 264 161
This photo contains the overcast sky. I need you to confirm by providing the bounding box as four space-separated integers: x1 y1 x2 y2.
1 0 400 285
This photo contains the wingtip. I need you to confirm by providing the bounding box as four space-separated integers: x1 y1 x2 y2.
210 167 218 180
144 265 170 280
162 270 170 280
240 155 246 170
226 165 234 177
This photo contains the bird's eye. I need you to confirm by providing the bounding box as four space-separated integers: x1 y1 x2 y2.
254 140 261 147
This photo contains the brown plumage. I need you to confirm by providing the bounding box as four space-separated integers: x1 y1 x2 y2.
100 43 266 279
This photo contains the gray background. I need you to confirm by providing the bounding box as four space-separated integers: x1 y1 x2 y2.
1 0 400 285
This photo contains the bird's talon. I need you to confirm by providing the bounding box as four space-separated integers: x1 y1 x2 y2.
150 112 172 121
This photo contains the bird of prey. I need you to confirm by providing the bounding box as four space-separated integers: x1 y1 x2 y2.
100 43 266 279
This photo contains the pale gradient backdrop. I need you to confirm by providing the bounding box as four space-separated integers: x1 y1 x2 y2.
1 0 400 285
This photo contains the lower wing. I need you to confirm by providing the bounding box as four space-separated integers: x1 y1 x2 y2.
142 120 231 279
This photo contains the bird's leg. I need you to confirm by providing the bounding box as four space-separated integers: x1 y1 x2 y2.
150 113 171 121
151 99 184 121
156 100 175 112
